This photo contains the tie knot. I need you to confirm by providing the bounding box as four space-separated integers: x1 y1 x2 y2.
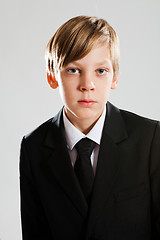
75 138 96 158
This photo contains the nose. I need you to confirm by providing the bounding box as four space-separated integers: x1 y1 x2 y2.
79 72 95 92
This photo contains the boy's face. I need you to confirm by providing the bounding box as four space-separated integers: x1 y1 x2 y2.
56 43 118 132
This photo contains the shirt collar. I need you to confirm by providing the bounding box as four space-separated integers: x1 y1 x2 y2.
63 106 106 150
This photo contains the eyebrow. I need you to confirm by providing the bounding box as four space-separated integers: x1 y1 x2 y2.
94 60 111 66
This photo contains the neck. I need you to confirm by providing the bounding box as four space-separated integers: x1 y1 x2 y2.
74 118 100 135
64 109 103 135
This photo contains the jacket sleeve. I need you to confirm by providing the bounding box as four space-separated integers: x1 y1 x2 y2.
19 137 53 240
150 121 160 239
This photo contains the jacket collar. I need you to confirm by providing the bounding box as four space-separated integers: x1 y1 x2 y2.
43 108 63 149
104 101 128 143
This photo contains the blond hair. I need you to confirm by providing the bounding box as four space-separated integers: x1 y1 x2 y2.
45 15 120 78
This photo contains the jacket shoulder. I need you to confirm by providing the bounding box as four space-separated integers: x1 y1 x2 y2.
120 108 158 124
108 101 159 127
106 102 159 142
119 107 159 135
22 108 62 146
24 118 53 139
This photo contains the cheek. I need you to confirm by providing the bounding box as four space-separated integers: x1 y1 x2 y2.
96 79 113 102
58 83 75 105
97 80 112 94
58 82 67 103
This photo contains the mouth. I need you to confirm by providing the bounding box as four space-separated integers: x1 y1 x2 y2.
78 99 96 106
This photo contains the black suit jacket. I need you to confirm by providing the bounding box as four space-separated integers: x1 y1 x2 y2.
20 102 160 240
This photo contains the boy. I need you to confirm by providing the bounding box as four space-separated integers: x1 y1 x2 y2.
20 16 160 239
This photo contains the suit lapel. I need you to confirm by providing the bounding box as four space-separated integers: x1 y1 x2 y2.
87 102 128 227
43 109 88 218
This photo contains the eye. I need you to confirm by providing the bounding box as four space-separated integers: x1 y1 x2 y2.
97 69 107 75
67 68 79 74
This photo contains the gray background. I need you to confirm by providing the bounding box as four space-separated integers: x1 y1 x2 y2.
0 0 160 239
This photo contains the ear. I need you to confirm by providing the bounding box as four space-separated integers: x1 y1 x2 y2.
111 71 119 89
47 71 58 89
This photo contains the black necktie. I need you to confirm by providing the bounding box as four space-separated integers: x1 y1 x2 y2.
74 138 96 203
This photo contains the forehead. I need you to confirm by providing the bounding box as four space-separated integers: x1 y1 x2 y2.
67 43 112 67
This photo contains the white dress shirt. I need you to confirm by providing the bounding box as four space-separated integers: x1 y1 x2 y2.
63 106 106 175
